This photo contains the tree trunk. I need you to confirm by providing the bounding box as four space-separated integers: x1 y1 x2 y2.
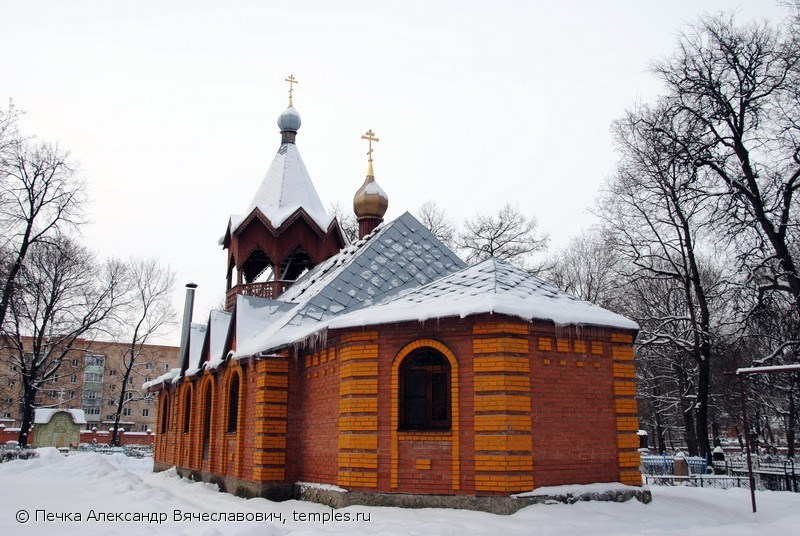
676 365 699 455
652 389 667 454
655 419 666 454
110 354 135 447
0 216 35 330
733 424 744 451
110 384 128 447
110 396 123 447
695 359 711 460
17 386 36 448
712 420 721 448
765 420 776 453
752 408 761 454
676 202 713 461
790 383 797 458
683 405 698 456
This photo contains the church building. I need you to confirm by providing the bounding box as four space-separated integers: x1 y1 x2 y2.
147 79 644 511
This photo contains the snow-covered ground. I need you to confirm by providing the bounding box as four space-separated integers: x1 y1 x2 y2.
1 449 799 535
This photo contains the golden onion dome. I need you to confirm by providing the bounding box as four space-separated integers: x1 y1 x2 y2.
354 129 388 220
353 167 388 220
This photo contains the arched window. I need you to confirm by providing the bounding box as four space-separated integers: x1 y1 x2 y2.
399 347 451 430
183 388 192 434
201 383 212 461
159 393 169 434
227 374 240 433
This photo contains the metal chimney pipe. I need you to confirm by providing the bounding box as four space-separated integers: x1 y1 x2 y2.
178 283 198 377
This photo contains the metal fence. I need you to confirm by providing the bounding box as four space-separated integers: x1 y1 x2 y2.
76 443 153 458
642 453 799 492
0 443 153 462
715 458 799 493
643 473 753 490
641 454 709 476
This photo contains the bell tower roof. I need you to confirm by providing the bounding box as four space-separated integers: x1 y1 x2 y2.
227 76 333 234
220 76 346 308
237 140 333 231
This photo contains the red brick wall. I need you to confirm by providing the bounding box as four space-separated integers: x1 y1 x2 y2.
293 348 340 483
529 330 618 486
313 316 638 495
397 437 453 493
238 359 260 480
153 314 640 497
374 320 472 493
0 427 154 447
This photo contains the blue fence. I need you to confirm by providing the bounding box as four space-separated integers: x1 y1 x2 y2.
641 454 709 475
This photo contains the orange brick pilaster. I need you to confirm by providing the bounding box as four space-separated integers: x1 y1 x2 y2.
337 332 380 488
472 324 534 493
252 356 289 482
611 332 641 486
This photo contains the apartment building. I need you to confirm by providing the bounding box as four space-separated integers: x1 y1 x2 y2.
1 338 179 433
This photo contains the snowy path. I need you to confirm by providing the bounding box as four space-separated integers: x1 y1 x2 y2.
1 450 799 535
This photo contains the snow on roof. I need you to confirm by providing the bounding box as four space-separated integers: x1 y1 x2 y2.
158 214 636 388
328 258 639 331
204 295 297 370
207 309 232 365
184 312 233 376
228 142 333 234
236 294 297 342
186 322 206 372
33 409 87 425
233 211 466 357
143 368 180 391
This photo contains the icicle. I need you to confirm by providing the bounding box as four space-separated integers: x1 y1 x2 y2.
293 328 329 354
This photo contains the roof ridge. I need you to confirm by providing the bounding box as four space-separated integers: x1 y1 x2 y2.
490 257 501 294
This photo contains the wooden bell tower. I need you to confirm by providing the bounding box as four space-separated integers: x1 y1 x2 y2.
220 76 346 309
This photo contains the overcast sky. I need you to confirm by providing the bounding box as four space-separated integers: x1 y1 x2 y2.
0 1 788 344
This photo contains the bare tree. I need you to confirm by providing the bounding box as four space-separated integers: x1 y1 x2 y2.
604 6 800 456
729 283 800 454
108 257 176 446
626 273 702 455
4 237 125 446
545 227 620 308
0 104 22 322
652 12 800 335
416 200 457 249
328 201 358 244
0 123 85 331
597 100 733 459
457 203 549 268
0 101 21 166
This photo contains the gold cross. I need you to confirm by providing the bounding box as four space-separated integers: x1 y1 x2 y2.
285 74 298 106
361 129 380 162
